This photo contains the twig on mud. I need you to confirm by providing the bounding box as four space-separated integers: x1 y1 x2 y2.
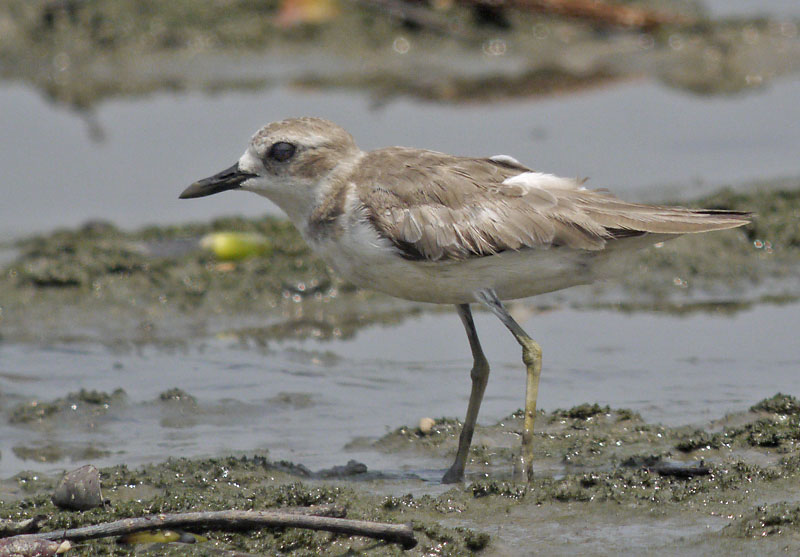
470 0 693 29
649 462 711 479
270 503 347 517
9 508 417 550
357 0 690 33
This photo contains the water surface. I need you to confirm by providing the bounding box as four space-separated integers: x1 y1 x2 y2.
2 302 797 479
2 76 799 238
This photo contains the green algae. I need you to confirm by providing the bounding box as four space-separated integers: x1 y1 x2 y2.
158 388 197 405
372 418 465 451
725 501 800 538
0 213 438 345
10 388 126 425
675 430 724 453
750 392 800 415
3 395 800 554
552 403 611 420
10 216 327 301
371 394 800 493
669 395 800 454
0 456 484 555
12 444 112 465
730 417 800 449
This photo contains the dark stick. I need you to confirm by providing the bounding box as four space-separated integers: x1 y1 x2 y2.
481 0 692 29
13 509 417 550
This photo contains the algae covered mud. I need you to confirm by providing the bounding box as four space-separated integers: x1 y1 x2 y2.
2 397 800 554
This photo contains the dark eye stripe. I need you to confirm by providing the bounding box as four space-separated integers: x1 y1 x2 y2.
268 142 296 162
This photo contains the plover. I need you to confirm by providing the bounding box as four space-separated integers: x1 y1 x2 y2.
180 117 750 483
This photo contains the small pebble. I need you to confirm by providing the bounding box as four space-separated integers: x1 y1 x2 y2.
419 417 436 434
52 464 103 511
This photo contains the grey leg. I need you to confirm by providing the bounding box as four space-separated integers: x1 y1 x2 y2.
442 304 491 484
476 289 542 482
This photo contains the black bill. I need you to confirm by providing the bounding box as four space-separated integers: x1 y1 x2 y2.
179 164 257 199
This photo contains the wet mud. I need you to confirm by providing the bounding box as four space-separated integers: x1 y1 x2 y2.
1 395 800 554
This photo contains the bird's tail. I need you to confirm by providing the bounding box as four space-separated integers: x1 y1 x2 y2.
588 204 752 238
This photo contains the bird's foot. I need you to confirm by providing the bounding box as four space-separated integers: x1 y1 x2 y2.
441 464 464 484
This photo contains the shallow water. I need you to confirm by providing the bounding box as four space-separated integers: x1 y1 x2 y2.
2 301 797 479
2 75 800 239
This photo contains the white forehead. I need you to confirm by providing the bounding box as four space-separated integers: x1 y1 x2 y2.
237 148 262 175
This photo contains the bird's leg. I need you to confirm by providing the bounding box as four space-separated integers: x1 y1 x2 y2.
442 304 491 484
476 289 541 482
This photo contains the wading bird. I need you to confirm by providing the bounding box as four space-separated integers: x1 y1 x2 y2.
180 117 750 482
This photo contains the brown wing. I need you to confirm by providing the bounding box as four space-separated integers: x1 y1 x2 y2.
354 148 750 261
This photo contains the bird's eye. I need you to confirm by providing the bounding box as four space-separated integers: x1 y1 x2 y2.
268 142 296 162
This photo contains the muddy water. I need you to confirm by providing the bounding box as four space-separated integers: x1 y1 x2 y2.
2 301 798 480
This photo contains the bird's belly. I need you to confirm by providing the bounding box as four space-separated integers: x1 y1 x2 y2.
311 230 597 304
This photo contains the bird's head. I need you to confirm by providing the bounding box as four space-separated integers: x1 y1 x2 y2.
180 117 360 222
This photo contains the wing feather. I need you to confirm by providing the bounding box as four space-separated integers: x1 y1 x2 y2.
352 148 750 261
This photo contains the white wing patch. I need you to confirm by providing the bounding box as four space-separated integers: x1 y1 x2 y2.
502 171 582 191
489 154 523 166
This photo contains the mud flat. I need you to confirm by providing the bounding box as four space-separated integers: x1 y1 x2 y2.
1 394 800 555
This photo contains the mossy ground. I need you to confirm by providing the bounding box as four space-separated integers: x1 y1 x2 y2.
2 394 800 554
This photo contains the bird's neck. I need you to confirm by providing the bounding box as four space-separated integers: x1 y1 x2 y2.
304 152 365 241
